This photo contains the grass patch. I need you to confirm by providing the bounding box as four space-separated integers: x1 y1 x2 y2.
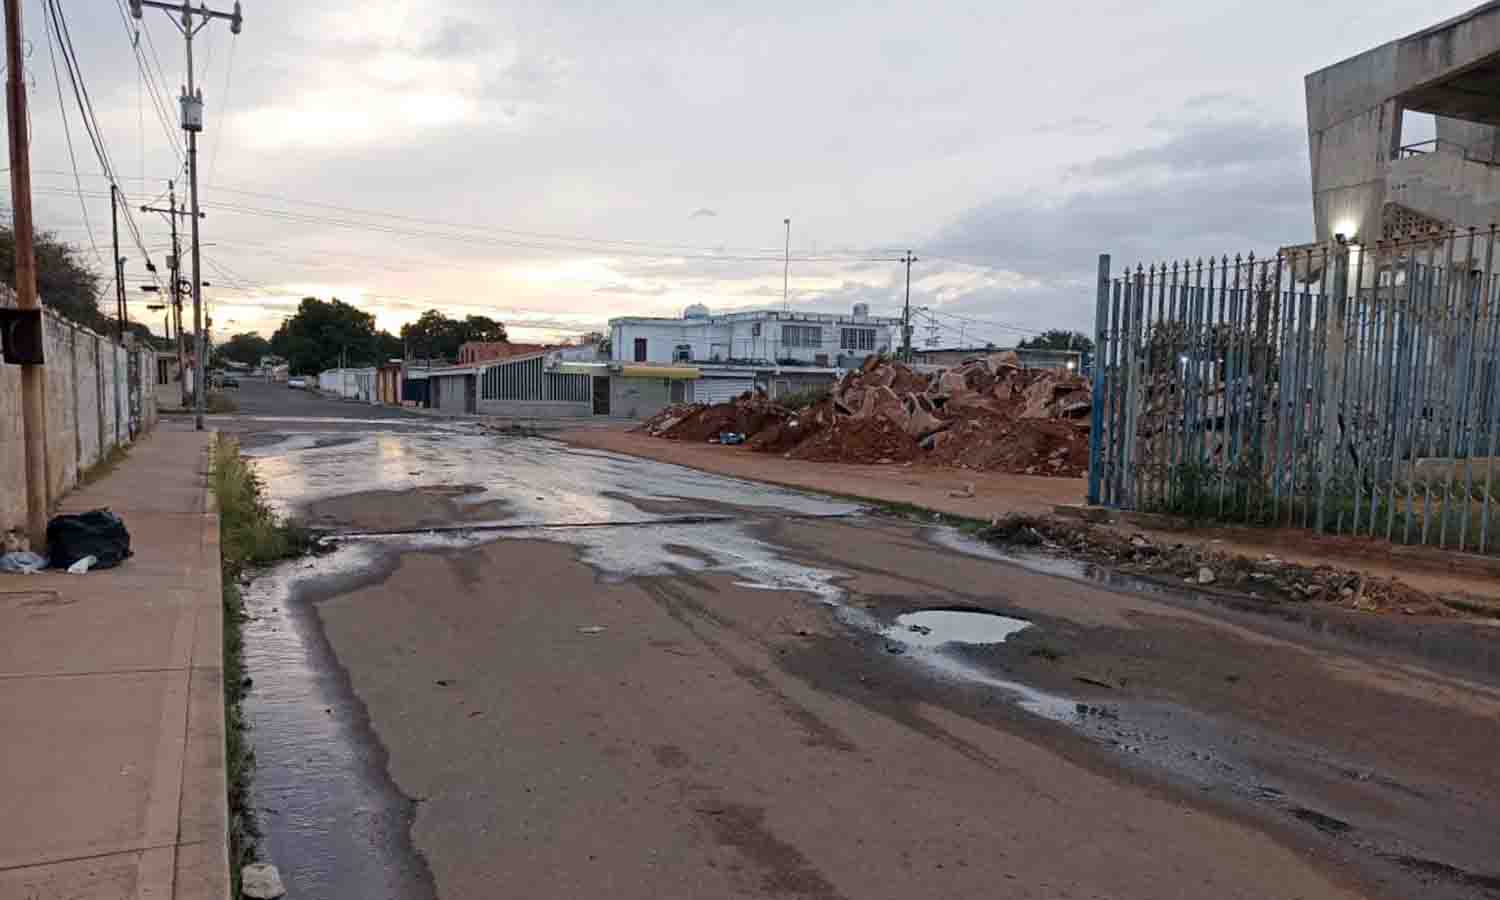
211 437 312 890
79 443 129 486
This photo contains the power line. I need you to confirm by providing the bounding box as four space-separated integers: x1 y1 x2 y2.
40 0 103 268
41 0 156 276
111 0 184 166
205 33 235 186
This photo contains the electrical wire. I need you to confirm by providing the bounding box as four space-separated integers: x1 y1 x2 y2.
44 0 161 291
112 0 184 166
40 1 104 269
205 33 235 186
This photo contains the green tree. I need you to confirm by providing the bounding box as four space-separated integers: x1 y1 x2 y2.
270 297 396 374
0 226 104 329
1017 329 1094 355
399 309 509 361
216 331 272 366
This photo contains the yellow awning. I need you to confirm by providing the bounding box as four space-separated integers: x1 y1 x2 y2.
620 365 700 379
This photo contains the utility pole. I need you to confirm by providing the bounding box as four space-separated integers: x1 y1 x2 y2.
900 251 918 363
111 184 127 340
6 0 49 547
131 0 242 430
783 218 791 313
143 180 195 408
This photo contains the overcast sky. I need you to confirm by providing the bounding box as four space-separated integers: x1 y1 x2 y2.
13 0 1469 346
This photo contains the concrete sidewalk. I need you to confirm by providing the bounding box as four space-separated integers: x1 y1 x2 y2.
0 425 226 900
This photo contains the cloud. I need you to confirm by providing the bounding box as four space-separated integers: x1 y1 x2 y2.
933 108 1311 279
1035 116 1109 136
689 208 718 218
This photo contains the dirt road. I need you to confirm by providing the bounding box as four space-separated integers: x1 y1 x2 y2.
220 389 1500 900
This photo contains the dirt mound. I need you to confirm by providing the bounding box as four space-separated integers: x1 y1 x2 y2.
637 355 1092 477
788 416 920 464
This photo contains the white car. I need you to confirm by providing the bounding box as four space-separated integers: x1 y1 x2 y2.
287 377 308 390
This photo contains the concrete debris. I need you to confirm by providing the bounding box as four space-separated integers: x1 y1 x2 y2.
635 357 1091 477
976 514 1458 617
241 863 286 899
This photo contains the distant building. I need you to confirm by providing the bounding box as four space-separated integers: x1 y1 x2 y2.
456 341 550 364
608 303 900 368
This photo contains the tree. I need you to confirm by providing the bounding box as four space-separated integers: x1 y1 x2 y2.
215 331 272 366
463 315 507 343
0 226 104 330
270 297 397 374
1017 329 1094 355
399 309 509 361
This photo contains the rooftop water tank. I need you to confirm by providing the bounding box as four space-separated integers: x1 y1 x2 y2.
852 302 869 321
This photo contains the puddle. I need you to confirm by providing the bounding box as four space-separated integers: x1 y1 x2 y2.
882 609 1031 648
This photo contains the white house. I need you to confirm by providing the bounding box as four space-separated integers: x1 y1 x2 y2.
609 303 900 369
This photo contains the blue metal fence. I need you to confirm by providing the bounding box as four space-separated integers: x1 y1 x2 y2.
1089 228 1500 553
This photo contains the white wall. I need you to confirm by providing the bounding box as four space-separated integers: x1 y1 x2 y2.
0 308 158 536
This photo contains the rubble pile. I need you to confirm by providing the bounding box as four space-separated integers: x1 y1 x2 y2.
634 353 1093 476
978 514 1453 615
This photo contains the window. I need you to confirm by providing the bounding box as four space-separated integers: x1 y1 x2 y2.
633 337 648 362
673 343 693 363
751 323 762 337
840 328 876 351
781 325 822 348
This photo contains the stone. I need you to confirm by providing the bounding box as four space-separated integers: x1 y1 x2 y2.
242 863 286 899
1196 566 1216 585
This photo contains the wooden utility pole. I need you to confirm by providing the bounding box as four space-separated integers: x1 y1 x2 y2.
6 0 50 547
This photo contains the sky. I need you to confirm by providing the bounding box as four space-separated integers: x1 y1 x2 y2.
11 0 1470 347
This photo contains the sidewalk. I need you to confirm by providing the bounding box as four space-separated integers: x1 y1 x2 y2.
558 426 1500 603
0 425 226 899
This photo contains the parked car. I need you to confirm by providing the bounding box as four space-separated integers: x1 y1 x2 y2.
221 374 240 389
287 377 307 390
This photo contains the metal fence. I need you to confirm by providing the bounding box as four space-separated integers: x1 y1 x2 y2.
1089 228 1500 553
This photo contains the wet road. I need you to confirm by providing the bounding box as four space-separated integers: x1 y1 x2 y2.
220 379 1500 900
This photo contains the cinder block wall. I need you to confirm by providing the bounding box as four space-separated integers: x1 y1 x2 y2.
0 308 158 536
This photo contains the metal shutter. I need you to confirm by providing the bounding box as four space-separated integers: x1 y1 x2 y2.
698 378 754 405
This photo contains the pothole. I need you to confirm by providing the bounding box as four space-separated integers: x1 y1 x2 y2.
883 609 1032 648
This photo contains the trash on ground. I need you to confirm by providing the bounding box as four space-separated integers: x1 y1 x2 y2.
46 509 132 570
636 355 1090 477
578 625 607 634
66 555 99 575
241 862 287 899
0 551 48 574
977 513 1459 616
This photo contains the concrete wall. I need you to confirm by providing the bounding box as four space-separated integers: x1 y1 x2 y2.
610 376 672 420
476 399 592 418
1387 149 1500 228
0 309 158 537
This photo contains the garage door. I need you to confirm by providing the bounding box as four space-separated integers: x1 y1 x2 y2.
697 378 754 405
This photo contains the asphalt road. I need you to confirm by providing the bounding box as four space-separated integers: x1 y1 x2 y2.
218 379 1500 900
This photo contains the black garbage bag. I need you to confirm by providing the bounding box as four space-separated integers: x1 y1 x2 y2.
47 509 133 570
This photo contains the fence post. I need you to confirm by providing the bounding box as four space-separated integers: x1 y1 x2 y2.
1316 241 1350 532
1088 254 1110 505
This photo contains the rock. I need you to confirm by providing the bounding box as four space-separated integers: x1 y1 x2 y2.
1197 566 1216 585
1129 535 1151 549
948 482 976 499
242 863 286 899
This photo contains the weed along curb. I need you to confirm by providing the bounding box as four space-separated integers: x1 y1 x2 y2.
212 436 312 897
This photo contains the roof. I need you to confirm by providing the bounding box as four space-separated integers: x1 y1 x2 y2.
609 309 901 327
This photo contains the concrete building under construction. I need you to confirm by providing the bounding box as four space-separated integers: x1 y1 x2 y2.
1306 2 1500 243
